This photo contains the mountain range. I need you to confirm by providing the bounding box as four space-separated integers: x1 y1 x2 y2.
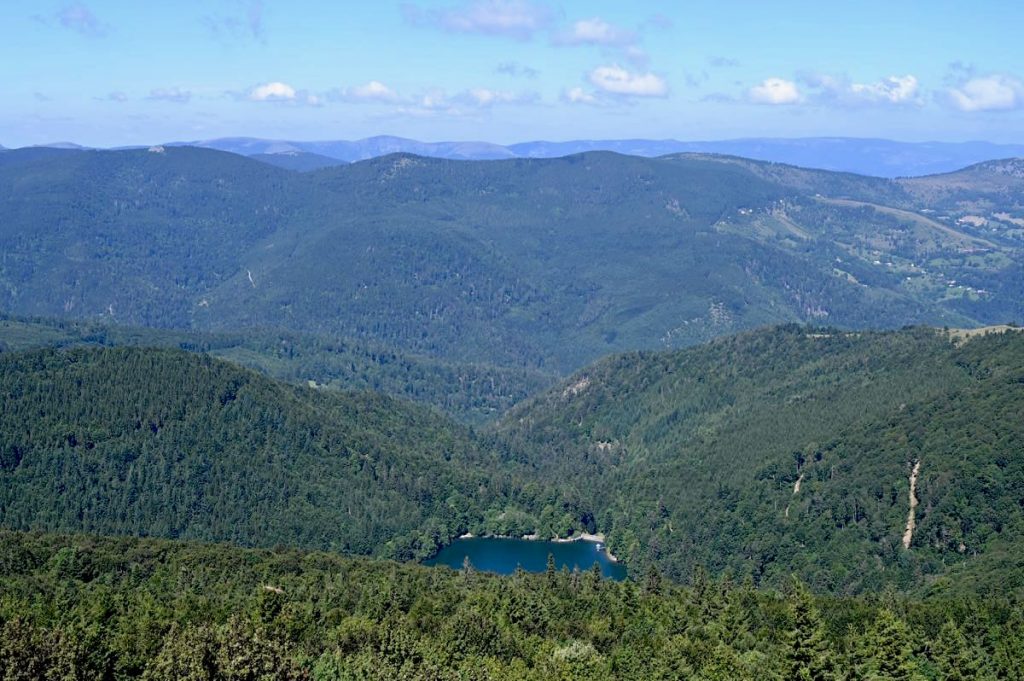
162 136 1024 177
7 135 1024 177
1 145 1021 371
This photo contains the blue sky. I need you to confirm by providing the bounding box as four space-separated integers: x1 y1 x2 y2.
3 0 1023 147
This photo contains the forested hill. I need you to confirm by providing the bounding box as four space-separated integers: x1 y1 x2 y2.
0 345 524 559
0 314 553 424
496 325 1024 594
1 145 1021 371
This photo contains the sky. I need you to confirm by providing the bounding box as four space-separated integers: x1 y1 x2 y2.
3 0 1024 147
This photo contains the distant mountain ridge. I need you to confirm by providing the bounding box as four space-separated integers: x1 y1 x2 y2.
182 135 1024 177
175 135 516 163
1 145 1022 371
14 135 1024 177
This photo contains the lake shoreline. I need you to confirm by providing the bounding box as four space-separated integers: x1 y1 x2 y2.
457 531 619 563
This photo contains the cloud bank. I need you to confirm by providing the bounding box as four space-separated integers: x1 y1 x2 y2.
947 74 1024 112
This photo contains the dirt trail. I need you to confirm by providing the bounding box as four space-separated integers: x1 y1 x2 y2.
902 460 921 550
793 473 804 495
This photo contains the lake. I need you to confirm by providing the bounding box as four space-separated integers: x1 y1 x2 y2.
424 536 627 581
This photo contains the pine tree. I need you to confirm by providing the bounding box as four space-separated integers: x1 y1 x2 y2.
931 620 983 681
857 608 918 681
545 552 557 586
785 581 836 681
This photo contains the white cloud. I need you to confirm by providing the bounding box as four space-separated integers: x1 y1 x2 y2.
341 81 401 103
404 0 554 41
248 82 297 101
588 65 667 97
416 89 450 111
556 17 636 46
948 74 1024 112
795 72 922 107
748 78 801 105
562 87 598 105
849 75 919 104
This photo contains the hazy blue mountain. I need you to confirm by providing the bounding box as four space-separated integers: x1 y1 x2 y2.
10 136 1024 176
170 135 1024 177
32 141 90 150
0 145 1021 370
510 137 1024 177
183 135 516 162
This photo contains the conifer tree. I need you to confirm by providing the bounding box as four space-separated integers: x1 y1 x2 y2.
785 581 835 681
931 620 983 681
545 552 557 586
857 608 919 681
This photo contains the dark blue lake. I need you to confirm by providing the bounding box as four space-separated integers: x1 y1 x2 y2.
424 537 627 581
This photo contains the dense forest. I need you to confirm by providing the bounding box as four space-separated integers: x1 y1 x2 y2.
2 531 1022 680
0 345 530 560
0 314 553 424
498 325 1024 593
1 146 1021 370
2 326 1023 596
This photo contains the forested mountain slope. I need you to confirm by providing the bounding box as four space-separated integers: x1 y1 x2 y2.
0 346 526 559
0 314 553 424
1 146 1020 370
496 326 1024 593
